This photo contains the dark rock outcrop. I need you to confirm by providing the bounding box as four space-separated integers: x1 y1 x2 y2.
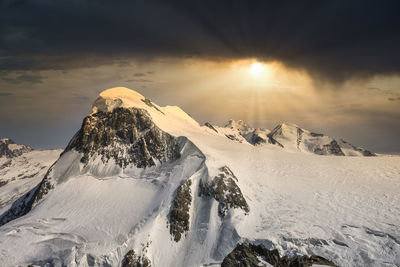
169 179 192 242
141 98 165 115
65 107 180 168
249 133 267 145
205 122 218 133
314 140 345 156
122 250 151 267
200 166 249 217
222 243 338 267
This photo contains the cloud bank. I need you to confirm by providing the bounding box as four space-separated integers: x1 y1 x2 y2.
1 0 400 81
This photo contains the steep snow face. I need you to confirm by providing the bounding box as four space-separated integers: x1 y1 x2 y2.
0 87 398 267
0 138 32 158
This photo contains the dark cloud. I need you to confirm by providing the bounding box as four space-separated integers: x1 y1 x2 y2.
125 79 152 83
0 0 399 82
0 92 13 97
1 73 46 84
133 73 147 77
388 97 400 101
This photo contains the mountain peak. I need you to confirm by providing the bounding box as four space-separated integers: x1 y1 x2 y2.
0 138 32 158
0 138 14 145
99 87 145 100
276 122 300 129
92 87 150 113
225 119 252 132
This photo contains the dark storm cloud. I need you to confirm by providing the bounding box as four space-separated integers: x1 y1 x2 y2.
388 97 400 101
1 0 400 81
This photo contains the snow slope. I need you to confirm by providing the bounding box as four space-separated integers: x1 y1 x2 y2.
0 87 399 267
0 141 61 212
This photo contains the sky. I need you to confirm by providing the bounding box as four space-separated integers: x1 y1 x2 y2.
1 0 400 153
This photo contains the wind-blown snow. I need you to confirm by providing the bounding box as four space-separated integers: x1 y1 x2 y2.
0 87 399 267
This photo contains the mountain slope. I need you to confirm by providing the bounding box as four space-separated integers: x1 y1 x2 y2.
0 87 398 267
0 139 61 212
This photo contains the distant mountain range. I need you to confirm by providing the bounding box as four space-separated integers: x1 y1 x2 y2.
206 120 375 157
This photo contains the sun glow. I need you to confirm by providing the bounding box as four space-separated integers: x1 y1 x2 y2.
249 62 265 77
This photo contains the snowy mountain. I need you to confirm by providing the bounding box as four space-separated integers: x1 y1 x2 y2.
0 87 399 267
208 121 375 156
0 139 61 212
0 138 32 158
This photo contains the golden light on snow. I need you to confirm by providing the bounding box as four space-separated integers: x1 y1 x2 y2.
249 62 265 77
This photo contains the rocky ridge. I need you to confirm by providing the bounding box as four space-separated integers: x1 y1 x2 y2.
222 243 338 267
0 138 32 158
199 166 249 217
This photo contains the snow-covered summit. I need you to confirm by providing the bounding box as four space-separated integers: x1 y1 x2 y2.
92 87 149 113
92 87 199 130
225 119 252 132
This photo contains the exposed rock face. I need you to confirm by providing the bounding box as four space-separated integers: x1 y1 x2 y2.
313 140 345 156
122 250 151 267
221 243 338 267
200 166 249 217
141 98 165 115
169 179 192 242
204 122 218 133
249 130 268 145
65 107 181 168
0 138 32 158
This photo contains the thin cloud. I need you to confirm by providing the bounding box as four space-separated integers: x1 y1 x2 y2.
1 73 46 84
125 79 152 83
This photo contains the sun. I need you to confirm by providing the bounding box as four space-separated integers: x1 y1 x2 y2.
249 62 264 77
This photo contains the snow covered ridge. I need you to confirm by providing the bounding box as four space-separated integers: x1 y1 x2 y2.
0 139 61 211
208 120 376 156
0 138 33 158
0 87 399 266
